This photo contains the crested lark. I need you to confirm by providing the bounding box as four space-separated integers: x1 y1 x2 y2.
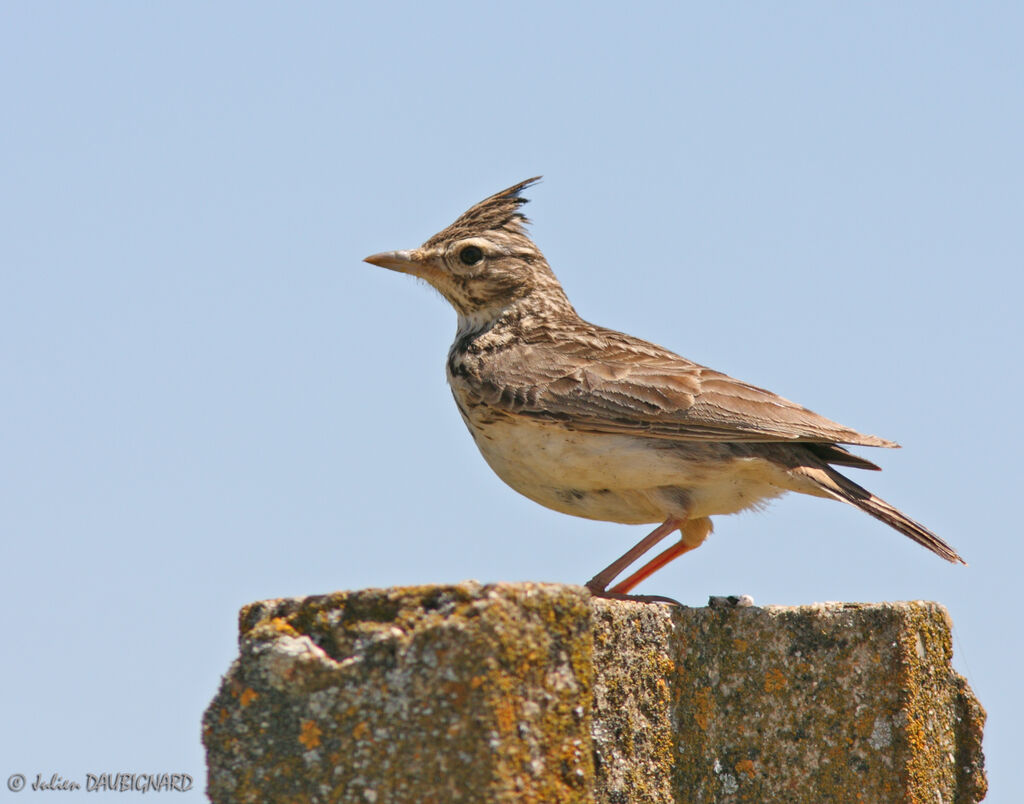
365 178 964 601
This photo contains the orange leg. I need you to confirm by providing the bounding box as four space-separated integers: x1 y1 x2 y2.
608 539 696 595
585 517 683 596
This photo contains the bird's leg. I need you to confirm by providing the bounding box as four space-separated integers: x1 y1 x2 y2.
585 517 684 597
608 541 695 594
607 516 713 594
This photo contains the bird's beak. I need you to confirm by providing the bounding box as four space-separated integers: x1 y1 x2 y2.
363 250 419 274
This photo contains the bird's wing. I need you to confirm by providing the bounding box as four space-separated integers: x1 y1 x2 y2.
463 326 896 448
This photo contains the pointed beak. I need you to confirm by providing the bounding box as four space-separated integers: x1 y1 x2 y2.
363 249 419 274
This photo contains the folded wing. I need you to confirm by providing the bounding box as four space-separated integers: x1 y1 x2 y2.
463 325 897 449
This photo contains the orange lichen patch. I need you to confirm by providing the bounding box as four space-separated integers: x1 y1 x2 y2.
239 688 258 708
268 617 299 636
298 720 322 750
351 721 369 741
694 687 714 732
732 638 749 653
763 667 787 694
470 674 487 689
218 707 229 724
494 699 517 734
824 741 848 767
735 759 756 779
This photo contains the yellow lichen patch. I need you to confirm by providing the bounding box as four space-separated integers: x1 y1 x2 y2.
694 687 714 732
735 759 756 779
470 674 487 689
239 688 258 708
351 721 369 741
732 638 749 653
298 719 322 749
763 667 787 694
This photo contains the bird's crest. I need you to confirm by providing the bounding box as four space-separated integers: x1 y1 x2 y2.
424 177 541 247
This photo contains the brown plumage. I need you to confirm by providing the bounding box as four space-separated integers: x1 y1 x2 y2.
365 178 964 601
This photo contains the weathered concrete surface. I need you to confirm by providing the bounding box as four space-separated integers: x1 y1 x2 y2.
203 583 594 803
203 583 986 803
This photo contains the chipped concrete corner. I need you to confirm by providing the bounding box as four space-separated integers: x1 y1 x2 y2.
203 584 986 803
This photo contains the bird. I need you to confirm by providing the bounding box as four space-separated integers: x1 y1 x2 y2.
364 177 964 602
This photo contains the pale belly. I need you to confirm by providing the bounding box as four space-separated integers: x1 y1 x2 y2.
460 413 795 525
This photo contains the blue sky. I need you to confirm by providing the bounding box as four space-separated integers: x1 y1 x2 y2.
2 3 1021 800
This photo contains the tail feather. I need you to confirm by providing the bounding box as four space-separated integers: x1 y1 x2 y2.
820 466 966 565
806 443 883 471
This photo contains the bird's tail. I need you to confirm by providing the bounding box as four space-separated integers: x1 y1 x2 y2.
808 464 966 565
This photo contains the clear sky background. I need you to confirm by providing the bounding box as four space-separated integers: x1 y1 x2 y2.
2 3 1021 801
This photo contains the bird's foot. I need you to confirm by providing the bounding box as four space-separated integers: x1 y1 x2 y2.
585 583 684 607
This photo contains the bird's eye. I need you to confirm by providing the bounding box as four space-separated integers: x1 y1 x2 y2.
459 245 484 266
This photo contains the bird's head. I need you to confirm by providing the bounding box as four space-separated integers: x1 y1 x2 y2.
365 177 570 325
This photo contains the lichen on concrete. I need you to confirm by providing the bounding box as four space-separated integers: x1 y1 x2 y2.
589 599 677 804
204 585 986 803
665 601 987 803
204 582 595 803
